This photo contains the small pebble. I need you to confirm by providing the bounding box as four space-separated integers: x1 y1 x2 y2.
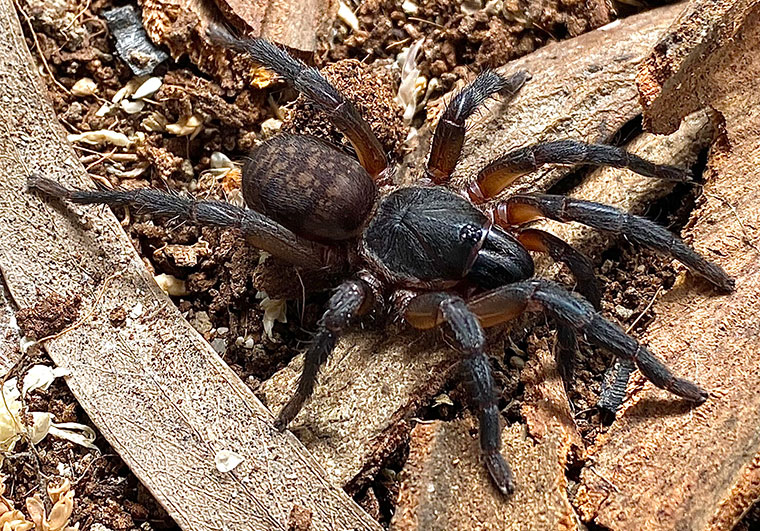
510 355 525 369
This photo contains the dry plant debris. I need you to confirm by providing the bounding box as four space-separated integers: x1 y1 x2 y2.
0 476 77 531
575 2 760 529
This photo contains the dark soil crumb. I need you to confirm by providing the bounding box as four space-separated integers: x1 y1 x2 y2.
16 291 82 339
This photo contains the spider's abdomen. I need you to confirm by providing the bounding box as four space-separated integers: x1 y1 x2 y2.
242 134 377 241
362 186 489 285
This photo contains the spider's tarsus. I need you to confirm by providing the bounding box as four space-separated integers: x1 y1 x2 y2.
484 453 515 496
27 175 73 199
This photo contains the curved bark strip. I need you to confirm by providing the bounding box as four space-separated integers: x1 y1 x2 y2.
576 4 760 529
0 1 379 529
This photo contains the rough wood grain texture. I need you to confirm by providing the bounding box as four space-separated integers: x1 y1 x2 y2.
261 4 686 493
442 4 684 196
140 0 337 88
0 2 379 530
390 341 582 531
636 0 759 135
0 282 21 374
576 4 760 529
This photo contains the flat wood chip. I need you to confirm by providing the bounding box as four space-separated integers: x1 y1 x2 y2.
0 2 378 530
261 3 686 495
140 0 337 88
576 3 760 529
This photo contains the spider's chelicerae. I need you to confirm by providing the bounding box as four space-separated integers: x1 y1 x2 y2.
29 26 735 495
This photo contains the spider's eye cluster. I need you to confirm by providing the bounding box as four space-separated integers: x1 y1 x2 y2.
459 224 483 245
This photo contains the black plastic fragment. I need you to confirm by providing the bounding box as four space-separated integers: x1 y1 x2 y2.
103 4 168 76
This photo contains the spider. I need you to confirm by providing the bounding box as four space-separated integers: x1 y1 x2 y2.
28 25 735 496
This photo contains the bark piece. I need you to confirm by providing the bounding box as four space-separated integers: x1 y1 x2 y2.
262 4 687 494
439 4 685 196
0 2 379 530
0 283 21 374
391 344 581 531
576 5 760 529
637 0 759 135
139 0 337 89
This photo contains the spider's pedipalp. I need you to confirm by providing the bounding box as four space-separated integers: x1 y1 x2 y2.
427 70 529 184
28 175 340 269
500 193 735 293
405 292 514 495
207 24 387 178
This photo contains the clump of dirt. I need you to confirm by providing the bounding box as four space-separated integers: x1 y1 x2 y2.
283 58 409 161
325 0 611 94
16 291 82 339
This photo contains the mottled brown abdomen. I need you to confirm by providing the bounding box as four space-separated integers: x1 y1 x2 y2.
242 134 377 241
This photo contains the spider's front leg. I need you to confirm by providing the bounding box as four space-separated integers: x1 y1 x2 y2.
405 292 515 495
275 278 375 429
468 279 708 403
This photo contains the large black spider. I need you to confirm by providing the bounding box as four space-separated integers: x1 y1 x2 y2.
29 26 735 496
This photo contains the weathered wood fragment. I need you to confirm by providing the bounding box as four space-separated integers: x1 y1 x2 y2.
0 2 379 529
576 4 760 528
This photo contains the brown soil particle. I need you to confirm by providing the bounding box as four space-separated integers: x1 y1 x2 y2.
283 58 408 160
16 291 82 339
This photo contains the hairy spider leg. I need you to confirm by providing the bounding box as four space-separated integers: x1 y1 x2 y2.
598 358 637 419
516 228 601 397
426 70 530 184
466 140 694 203
275 279 374 429
500 193 735 292
206 24 387 178
517 228 602 309
27 176 341 270
404 292 515 495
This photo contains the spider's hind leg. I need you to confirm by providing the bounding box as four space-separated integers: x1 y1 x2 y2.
27 175 339 269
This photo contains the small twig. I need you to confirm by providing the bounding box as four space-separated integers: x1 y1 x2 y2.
704 192 760 252
626 285 663 333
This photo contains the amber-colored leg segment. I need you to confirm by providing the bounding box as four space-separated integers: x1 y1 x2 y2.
405 292 514 496
207 24 387 178
468 140 693 203
517 228 602 309
500 194 735 293
426 70 529 184
467 279 708 403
